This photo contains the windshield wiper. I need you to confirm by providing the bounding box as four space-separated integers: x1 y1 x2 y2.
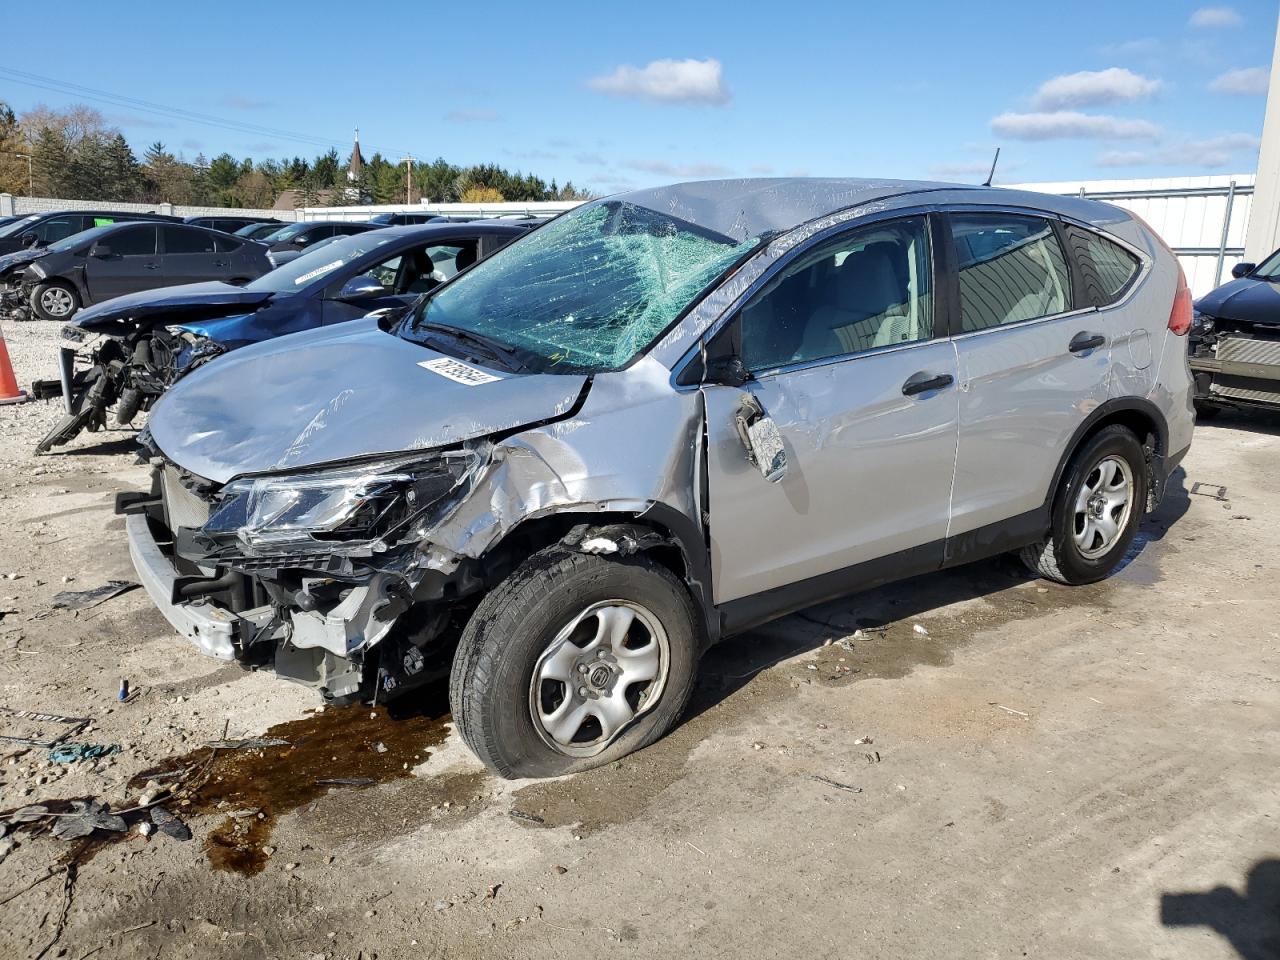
414 321 537 373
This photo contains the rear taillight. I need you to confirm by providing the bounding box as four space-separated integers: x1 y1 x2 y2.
1168 267 1192 336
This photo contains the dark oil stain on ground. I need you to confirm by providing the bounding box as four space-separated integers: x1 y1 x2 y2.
141 703 452 875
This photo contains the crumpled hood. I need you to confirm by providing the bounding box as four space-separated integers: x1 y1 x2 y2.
73 282 274 333
0 246 44 278
1195 276 1280 327
147 318 587 484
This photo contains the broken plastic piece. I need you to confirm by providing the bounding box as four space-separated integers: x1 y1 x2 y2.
49 743 120 764
51 800 126 840
150 806 191 841
50 580 139 610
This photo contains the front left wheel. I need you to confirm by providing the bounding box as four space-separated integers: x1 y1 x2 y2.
449 546 700 778
29 281 80 322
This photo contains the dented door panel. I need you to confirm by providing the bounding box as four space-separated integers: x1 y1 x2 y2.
703 340 960 604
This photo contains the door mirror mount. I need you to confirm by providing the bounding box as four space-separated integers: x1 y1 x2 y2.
1231 262 1256 280
338 275 386 301
733 393 788 483
704 356 751 387
91 244 114 259
19 232 37 248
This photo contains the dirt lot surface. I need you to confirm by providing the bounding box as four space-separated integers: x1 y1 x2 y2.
0 319 1277 960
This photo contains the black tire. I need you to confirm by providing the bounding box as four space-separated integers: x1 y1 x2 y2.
1020 424 1148 585
115 386 144 426
449 546 700 778
29 281 80 322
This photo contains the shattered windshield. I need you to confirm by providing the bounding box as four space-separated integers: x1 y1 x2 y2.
246 233 396 293
401 200 763 373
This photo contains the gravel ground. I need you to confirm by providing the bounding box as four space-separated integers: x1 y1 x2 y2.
0 317 1277 960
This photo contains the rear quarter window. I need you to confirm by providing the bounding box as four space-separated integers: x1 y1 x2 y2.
1064 225 1142 306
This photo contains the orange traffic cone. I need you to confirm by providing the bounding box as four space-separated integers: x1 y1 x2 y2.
0 320 30 405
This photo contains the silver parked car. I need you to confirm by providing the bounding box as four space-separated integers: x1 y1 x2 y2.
120 179 1195 778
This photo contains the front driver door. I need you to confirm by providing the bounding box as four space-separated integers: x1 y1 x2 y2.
84 225 161 302
701 215 960 607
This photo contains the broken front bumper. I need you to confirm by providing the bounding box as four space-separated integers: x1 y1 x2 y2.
1190 336 1280 407
125 511 273 661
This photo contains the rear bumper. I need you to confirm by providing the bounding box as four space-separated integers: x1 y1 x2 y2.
125 511 274 661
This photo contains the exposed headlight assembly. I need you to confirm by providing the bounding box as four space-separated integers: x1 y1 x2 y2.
1192 311 1214 334
200 449 483 554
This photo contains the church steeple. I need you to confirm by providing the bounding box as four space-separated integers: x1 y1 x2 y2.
347 127 365 181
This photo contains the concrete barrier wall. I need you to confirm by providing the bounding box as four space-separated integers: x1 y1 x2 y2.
0 193 298 221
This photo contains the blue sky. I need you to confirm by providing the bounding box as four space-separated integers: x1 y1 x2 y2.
2 0 1276 193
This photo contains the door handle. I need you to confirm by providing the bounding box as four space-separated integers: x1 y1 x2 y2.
143 262 160 270
1069 332 1105 353
901 371 955 396
213 260 228 268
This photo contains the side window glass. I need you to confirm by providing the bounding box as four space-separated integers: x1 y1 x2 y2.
738 216 934 373
163 227 217 254
35 217 78 243
368 255 402 288
213 235 242 253
111 226 157 257
951 215 1071 332
1081 229 1140 304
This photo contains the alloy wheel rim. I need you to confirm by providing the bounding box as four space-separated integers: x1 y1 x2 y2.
1073 455 1134 559
41 288 73 317
529 600 670 758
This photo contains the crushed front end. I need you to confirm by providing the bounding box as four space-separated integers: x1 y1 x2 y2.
119 437 493 702
1189 311 1280 410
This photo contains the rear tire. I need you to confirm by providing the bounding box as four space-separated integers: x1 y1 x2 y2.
1020 425 1148 585
29 281 79 322
449 546 699 779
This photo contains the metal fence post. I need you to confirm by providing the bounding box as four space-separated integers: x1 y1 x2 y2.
1215 181 1238 287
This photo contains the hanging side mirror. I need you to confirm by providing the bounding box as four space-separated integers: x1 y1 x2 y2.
733 393 787 483
705 356 750 387
1231 262 1255 280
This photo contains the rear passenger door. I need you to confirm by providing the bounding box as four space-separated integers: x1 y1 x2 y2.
161 226 227 285
945 211 1111 547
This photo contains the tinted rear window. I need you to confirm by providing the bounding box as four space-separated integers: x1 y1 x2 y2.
163 227 217 254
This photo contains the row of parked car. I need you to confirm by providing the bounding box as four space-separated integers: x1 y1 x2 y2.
19 177 1214 780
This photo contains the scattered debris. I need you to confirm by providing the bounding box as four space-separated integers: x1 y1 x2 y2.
854 736 874 745
150 806 191 841
51 800 126 840
991 703 1029 718
49 743 120 764
486 883 502 900
315 777 375 787
553 865 568 875
509 809 545 825
203 737 289 751
810 775 861 794
0 706 91 748
913 623 929 636
117 679 129 702
1189 482 1228 501
50 580 139 610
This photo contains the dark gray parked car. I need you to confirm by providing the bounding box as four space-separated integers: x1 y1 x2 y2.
122 178 1195 778
260 220 383 268
18 221 273 321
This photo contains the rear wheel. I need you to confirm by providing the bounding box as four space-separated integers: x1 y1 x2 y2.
29 281 79 322
1020 425 1148 585
450 546 699 778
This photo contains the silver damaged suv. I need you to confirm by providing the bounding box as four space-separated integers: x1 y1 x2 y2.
122 179 1195 778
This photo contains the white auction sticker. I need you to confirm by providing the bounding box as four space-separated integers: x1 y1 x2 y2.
293 259 346 285
418 357 502 385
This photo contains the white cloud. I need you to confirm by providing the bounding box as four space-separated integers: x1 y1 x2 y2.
588 58 730 106
991 111 1162 141
625 159 733 177
1032 68 1161 109
1097 133 1260 168
445 109 499 123
1189 6 1242 27
1210 66 1270 94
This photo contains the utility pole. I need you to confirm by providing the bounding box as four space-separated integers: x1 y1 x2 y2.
399 155 415 204
6 153 32 196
